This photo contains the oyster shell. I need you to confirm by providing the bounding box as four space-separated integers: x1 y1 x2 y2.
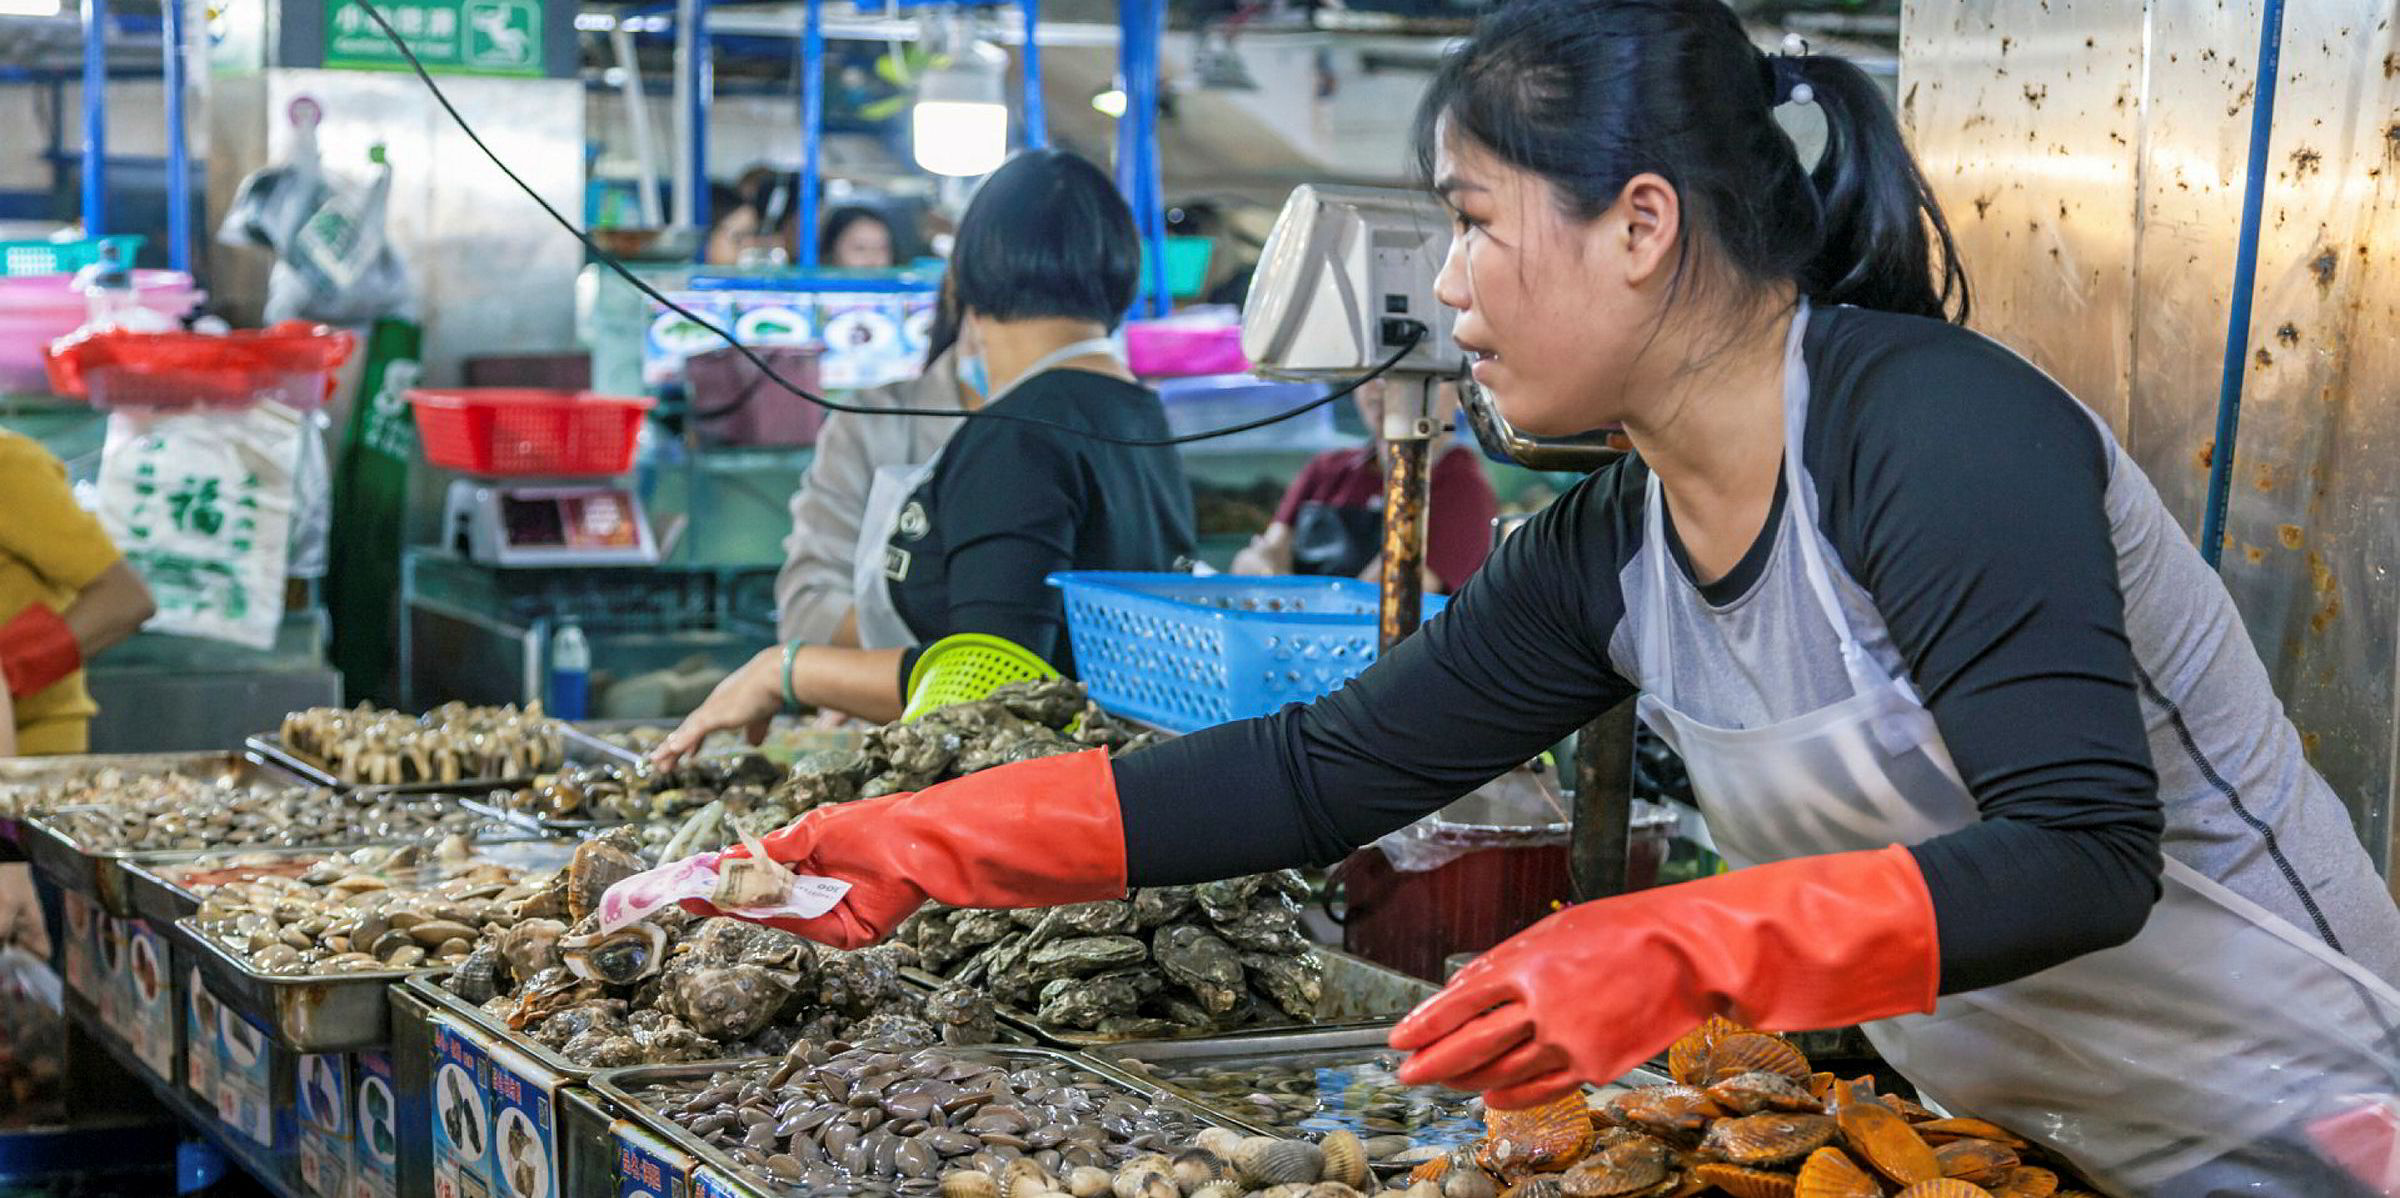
1028 936 1150 980
1152 925 1244 1014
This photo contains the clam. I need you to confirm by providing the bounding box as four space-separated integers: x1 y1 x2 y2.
1233 1137 1325 1188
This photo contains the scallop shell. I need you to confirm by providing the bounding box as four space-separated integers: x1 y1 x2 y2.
1893 1183 1994 1198
1194 1129 1249 1161
1836 1098 1941 1187
1934 1140 2021 1187
1173 1149 1235 1192
1319 1130 1371 1190
1112 1172 1172 1198
1188 1185 1241 1198
1608 1087 1724 1143
943 1172 1001 1198
1804 1074 1839 1104
1236 1137 1328 1189
1885 1094 1940 1123
1705 1071 1824 1116
1069 1169 1116 1198
1705 1033 1812 1085
1498 1177 1563 1198
1408 1154 1453 1187
1990 1167 2058 1198
1438 1154 1498 1198
1479 1093 1601 1181
1666 1015 1747 1086
1688 1164 1797 1198
1910 1120 2030 1150
1793 1147 1883 1198
1700 1113 1838 1168
1557 1135 1671 1198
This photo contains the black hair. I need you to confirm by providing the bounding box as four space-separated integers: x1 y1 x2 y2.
1413 0 1968 324
950 149 1139 330
818 205 899 265
924 272 963 367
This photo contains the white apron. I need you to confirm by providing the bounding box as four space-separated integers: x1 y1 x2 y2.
1632 305 2400 1196
849 338 1121 649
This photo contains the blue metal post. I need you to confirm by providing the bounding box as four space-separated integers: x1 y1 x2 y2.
1019 0 1045 150
2198 0 2287 569
162 0 191 271
798 0 823 266
679 0 713 251
80 0 108 236
1114 0 1168 317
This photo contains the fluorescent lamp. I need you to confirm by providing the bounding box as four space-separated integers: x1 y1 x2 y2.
1091 88 1126 118
0 0 64 15
913 100 1008 177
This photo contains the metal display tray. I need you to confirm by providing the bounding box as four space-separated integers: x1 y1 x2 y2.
405 963 1035 1088
565 719 870 768
589 1046 1247 1198
118 837 570 928
244 731 546 796
913 946 1439 1048
165 839 578 1053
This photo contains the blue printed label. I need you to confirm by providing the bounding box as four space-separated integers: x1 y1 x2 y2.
352 1051 400 1198
615 1122 693 1198
431 1019 494 1198
485 1042 559 1198
296 1052 353 1198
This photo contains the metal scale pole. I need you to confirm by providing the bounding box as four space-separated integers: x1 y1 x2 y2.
1375 377 1439 648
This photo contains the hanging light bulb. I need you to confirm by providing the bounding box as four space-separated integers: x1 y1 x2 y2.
913 10 1009 178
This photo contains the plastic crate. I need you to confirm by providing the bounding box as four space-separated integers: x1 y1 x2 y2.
1050 571 1449 733
1154 373 1336 451
1 235 144 278
409 388 655 476
42 323 352 410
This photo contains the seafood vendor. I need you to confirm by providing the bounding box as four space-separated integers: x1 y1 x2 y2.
1230 379 1498 594
659 148 1194 740
0 428 155 754
666 1 2400 1191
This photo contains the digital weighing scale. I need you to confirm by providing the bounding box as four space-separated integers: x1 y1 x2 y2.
442 479 660 567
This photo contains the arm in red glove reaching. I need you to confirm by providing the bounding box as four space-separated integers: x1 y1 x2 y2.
1389 844 1939 1109
685 748 1128 948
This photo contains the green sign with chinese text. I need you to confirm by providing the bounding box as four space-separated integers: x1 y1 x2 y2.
323 0 543 76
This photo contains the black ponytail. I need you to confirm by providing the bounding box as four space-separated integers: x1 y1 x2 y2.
1414 0 1970 325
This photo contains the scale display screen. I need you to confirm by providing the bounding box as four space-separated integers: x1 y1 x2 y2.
499 492 642 551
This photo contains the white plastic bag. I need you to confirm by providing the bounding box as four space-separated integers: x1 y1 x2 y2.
97 403 304 650
218 111 414 325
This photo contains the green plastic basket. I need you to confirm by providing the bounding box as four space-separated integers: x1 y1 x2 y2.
1142 236 1215 300
2 235 144 278
901 633 1060 722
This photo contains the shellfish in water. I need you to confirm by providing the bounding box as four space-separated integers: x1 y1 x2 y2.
1232 1138 1324 1189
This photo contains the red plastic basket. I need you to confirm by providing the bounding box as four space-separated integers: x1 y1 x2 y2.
42 322 354 410
408 388 655 476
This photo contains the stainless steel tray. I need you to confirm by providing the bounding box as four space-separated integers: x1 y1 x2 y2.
120 838 571 929
589 1047 1245 1198
915 946 1439 1048
173 912 416 1053
565 719 869 768
245 731 540 796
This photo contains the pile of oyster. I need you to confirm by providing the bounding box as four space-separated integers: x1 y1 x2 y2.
280 701 565 785
441 828 998 1068
31 773 491 852
188 841 551 975
897 871 1325 1039
636 1040 1212 1195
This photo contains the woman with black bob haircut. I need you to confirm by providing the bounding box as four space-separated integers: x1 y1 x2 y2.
656 6 2400 1191
659 148 1193 729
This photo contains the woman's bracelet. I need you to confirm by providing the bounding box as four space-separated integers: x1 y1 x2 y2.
781 639 809 712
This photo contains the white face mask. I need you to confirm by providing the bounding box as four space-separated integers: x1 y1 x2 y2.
954 351 989 400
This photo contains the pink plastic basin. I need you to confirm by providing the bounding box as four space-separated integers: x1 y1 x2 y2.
0 271 202 394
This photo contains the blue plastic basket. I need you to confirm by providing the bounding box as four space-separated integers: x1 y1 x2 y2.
1 235 143 278
1050 571 1451 733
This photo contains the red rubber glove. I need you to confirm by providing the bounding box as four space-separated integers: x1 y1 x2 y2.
1390 844 1939 1108
0 604 80 699
690 748 1128 948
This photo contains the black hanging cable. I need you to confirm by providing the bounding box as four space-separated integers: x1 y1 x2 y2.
352 0 1426 447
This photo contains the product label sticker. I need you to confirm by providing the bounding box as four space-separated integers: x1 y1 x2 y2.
352 1051 400 1198
485 1042 558 1198
185 964 220 1101
432 1018 494 1198
690 1166 745 1198
123 919 174 1080
214 1002 276 1148
296 1052 351 1198
60 891 96 999
615 1121 693 1198
95 914 129 1037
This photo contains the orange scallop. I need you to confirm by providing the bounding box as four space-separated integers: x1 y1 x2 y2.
1706 1034 1814 1085
1892 1183 1993 1198
1883 1094 1939 1123
1558 1136 1672 1198
1990 1167 2057 1198
1667 1015 1747 1086
1837 1097 1941 1186
1909 1120 2028 1150
1933 1140 2020 1187
1699 1113 1838 1168
1480 1094 1601 1182
1793 1147 1883 1198
1610 1086 1725 1144
1706 1071 1825 1116
1688 1164 1798 1198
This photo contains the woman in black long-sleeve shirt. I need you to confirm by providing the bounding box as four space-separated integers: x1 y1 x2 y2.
667 4 2400 1192
657 150 1192 741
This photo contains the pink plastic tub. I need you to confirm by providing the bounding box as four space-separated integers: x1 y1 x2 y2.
1126 314 1249 379
0 271 202 394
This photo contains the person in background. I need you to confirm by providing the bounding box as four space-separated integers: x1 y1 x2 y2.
1231 379 1499 593
818 206 900 270
0 429 155 755
656 149 1195 752
705 168 798 265
775 276 969 647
